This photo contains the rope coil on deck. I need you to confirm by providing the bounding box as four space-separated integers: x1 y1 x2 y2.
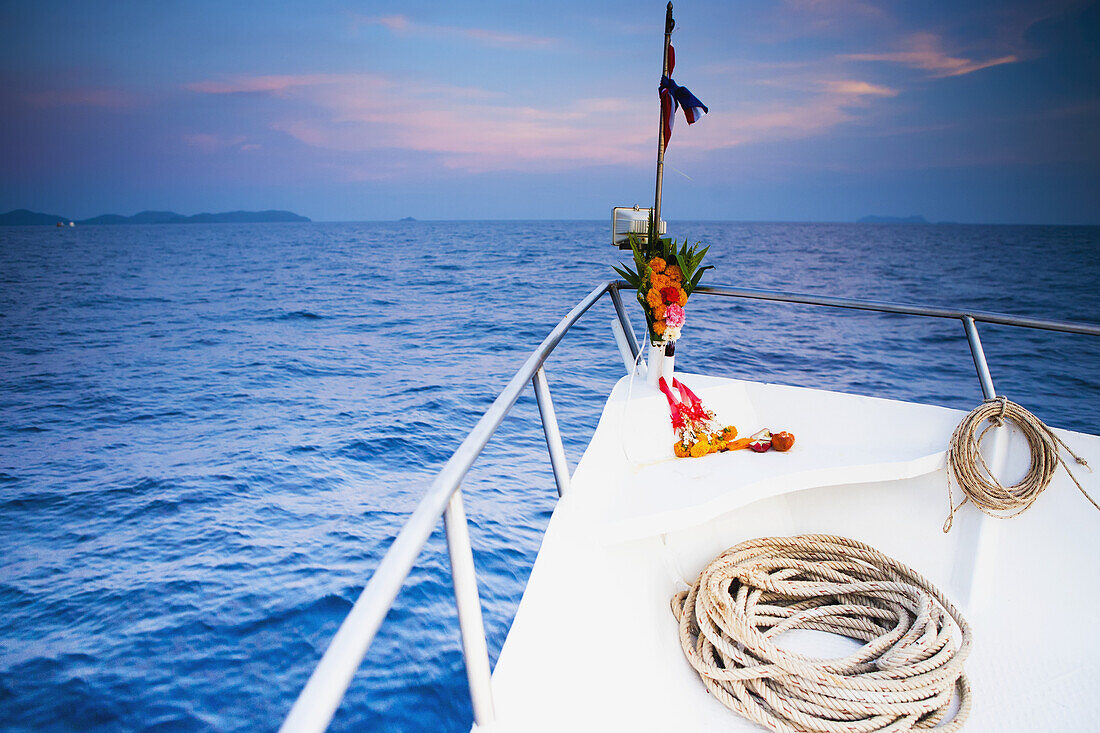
943 396 1097 533
671 535 971 733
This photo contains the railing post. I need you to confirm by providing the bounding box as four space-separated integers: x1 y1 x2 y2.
954 318 1006 611
443 488 495 727
609 283 641 361
532 366 570 497
962 316 996 399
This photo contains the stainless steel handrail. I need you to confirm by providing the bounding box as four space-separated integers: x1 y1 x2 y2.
281 281 616 732
282 279 1100 732
692 283 1100 336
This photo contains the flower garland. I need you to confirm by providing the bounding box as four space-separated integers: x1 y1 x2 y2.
660 376 796 459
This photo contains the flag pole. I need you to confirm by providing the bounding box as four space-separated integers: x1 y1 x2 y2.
651 1 674 246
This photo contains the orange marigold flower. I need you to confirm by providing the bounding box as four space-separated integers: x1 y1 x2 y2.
654 303 666 320
645 288 663 310
651 272 672 290
690 438 710 458
677 288 688 307
673 441 691 458
648 257 666 273
665 265 683 282
653 319 667 335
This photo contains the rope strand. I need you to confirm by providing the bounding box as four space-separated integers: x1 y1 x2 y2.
943 397 1096 533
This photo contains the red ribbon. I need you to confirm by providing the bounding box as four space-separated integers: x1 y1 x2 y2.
674 379 708 421
658 377 687 431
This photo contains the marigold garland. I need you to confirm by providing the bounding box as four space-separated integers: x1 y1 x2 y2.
660 377 796 459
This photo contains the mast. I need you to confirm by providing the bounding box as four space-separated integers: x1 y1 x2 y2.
651 2 674 245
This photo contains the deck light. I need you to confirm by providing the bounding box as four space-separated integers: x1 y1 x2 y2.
611 206 666 249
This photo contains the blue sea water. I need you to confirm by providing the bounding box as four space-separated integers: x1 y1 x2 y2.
1 221 1098 731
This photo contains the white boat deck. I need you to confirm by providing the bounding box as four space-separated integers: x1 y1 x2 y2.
486 374 1100 732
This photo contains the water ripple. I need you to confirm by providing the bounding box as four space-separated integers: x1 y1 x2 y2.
0 220 1097 731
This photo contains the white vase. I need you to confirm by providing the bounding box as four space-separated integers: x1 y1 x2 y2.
647 341 675 388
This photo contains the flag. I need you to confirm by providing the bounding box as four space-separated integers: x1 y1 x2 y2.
658 44 708 144
659 45 677 143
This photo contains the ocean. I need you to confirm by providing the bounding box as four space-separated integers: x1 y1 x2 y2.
1 221 1098 731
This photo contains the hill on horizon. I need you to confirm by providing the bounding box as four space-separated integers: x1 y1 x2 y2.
0 208 70 225
0 208 310 225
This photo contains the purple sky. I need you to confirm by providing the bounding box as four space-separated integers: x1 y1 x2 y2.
1 1 1097 223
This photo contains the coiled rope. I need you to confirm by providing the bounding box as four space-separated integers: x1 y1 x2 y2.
943 396 1096 533
671 535 971 733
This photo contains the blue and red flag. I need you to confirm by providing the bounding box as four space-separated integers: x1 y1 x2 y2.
659 44 708 144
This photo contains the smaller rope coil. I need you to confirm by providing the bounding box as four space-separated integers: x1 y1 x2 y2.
944 396 1096 533
671 535 971 733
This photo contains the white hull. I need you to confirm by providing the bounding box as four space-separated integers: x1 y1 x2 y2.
488 374 1100 731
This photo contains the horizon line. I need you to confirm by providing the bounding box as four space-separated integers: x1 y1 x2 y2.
4 207 1099 227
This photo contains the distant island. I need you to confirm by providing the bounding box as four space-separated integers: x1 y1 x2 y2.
857 215 929 224
0 208 310 226
399 216 417 222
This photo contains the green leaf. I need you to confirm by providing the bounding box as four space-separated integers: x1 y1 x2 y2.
693 244 710 266
621 230 712 300
629 236 648 272
687 265 714 294
612 264 640 288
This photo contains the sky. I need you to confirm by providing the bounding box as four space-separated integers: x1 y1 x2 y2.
0 0 1097 223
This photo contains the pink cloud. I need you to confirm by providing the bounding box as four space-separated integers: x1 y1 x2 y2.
372 15 409 32
668 68 904 154
273 98 652 173
677 99 854 152
820 80 897 96
352 13 556 48
185 71 650 173
183 133 253 153
844 33 1018 78
685 59 901 151
184 67 901 175
781 0 884 14
184 74 344 95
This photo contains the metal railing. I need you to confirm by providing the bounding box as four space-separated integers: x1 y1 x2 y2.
281 280 1100 732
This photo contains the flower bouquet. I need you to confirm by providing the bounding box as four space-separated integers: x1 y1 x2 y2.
612 222 711 346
